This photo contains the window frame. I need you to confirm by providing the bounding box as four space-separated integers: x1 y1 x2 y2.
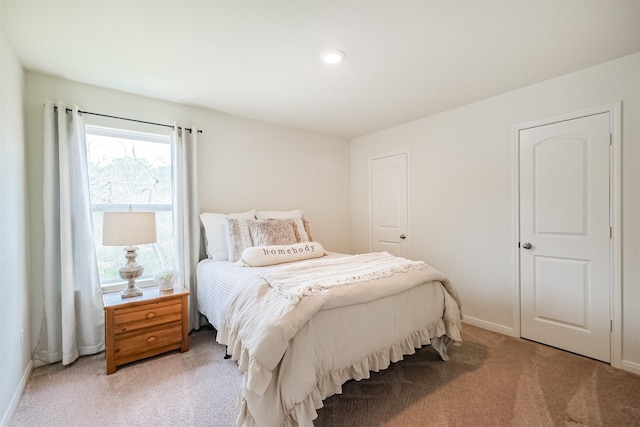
85 124 174 293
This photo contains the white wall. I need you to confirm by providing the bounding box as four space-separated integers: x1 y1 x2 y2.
0 24 30 426
351 53 640 373
24 71 351 360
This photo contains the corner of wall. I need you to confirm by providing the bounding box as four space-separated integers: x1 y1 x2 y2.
0 24 31 427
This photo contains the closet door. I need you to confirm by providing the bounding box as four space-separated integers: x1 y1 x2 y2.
519 113 611 362
370 152 408 257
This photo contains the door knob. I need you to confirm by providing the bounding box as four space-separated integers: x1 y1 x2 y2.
522 242 532 249
400 234 406 240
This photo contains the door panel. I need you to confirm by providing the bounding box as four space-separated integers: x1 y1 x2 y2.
371 153 408 257
520 113 610 362
534 256 587 327
534 138 586 234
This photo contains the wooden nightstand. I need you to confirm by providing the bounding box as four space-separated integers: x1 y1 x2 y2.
103 285 190 374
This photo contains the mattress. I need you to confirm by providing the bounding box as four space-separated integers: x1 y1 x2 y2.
196 258 241 331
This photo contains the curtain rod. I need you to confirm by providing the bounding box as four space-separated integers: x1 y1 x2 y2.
54 106 203 134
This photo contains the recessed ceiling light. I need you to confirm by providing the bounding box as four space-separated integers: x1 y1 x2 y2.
322 49 345 64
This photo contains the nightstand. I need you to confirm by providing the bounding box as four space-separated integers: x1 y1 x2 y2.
103 285 190 374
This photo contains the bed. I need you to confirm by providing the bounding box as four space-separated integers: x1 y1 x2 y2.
197 210 462 427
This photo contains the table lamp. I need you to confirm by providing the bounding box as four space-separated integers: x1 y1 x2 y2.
103 211 157 297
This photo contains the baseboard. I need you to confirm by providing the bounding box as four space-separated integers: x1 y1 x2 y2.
620 359 640 376
462 315 516 337
1 360 32 427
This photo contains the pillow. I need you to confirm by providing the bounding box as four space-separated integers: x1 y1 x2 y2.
225 218 254 262
290 218 308 242
241 242 325 267
255 210 312 242
200 209 256 260
256 209 304 220
262 218 306 243
302 217 313 241
249 220 298 247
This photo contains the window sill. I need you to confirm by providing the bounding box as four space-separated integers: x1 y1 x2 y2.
101 278 157 295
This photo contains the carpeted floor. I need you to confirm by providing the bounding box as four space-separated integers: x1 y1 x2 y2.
9 324 640 426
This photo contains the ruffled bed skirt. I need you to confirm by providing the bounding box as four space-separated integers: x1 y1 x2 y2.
234 318 461 427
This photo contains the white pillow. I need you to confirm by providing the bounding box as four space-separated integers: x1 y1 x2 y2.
256 209 304 220
241 242 325 267
200 209 256 261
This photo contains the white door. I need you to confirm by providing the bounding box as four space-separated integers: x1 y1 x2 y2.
370 152 408 257
519 113 611 362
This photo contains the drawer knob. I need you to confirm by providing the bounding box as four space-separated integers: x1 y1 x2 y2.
146 312 155 319
147 336 156 343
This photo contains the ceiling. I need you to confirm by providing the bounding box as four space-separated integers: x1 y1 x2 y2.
2 1 639 139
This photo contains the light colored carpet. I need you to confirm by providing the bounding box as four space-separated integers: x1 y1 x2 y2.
10 324 640 426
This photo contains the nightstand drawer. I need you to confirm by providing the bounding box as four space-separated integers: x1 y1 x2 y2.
114 299 182 334
115 322 183 360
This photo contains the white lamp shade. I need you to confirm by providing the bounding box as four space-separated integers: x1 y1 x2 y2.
103 212 157 246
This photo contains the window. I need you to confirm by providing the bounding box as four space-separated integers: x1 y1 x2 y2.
85 125 174 288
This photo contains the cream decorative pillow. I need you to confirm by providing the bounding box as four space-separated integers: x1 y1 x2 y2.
200 209 256 261
225 218 254 262
241 242 325 267
249 220 298 247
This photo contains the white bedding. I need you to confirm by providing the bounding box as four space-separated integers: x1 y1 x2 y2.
197 258 244 331
197 252 462 427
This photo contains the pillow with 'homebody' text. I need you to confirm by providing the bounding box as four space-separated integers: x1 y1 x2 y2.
241 242 325 267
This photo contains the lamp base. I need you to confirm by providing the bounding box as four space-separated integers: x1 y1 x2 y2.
121 285 143 298
119 246 144 298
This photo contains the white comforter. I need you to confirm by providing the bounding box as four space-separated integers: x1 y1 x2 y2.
217 252 462 427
